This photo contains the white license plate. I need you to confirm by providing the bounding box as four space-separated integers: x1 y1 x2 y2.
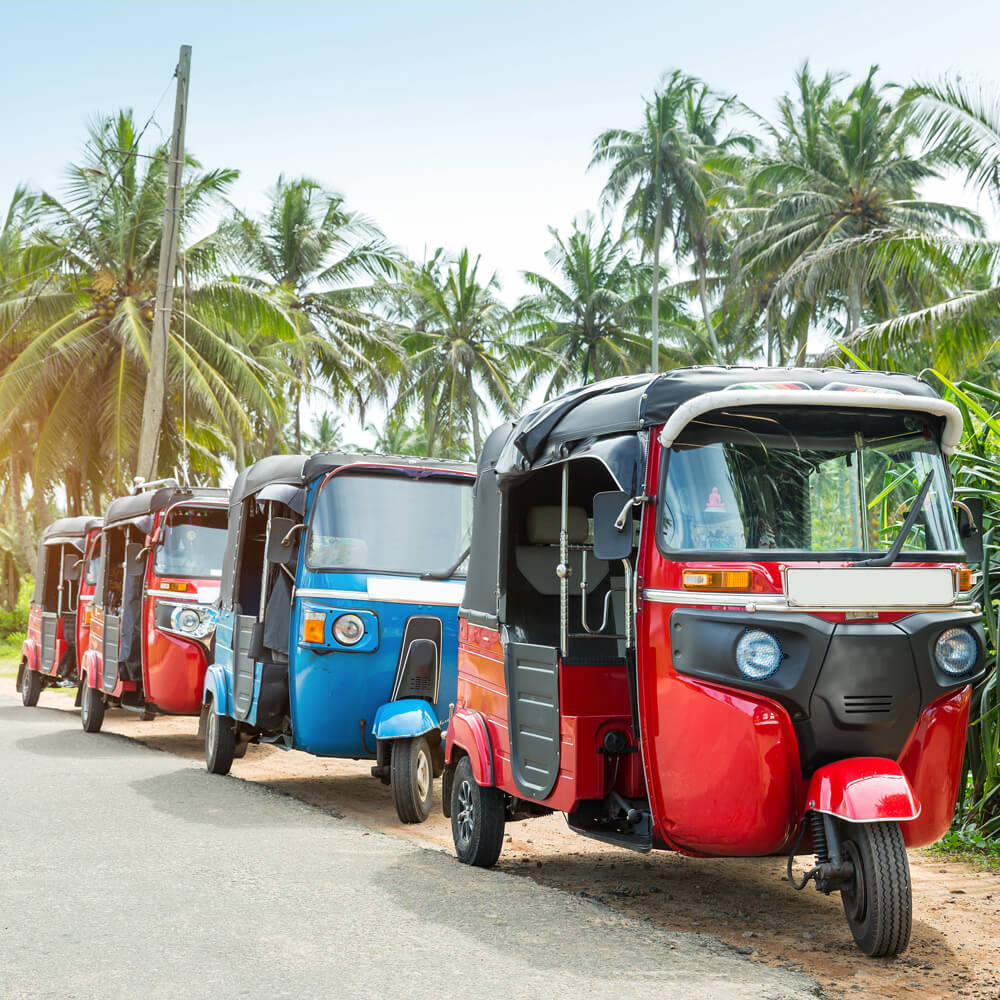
784 567 955 609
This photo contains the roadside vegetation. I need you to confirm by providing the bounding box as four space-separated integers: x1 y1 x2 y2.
2 63 1000 845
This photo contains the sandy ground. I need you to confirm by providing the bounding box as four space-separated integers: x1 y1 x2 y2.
25 688 1000 1000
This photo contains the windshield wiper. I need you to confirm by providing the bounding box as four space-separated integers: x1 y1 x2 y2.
853 469 935 568
421 545 471 581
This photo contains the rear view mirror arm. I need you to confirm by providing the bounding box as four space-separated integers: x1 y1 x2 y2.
282 523 306 548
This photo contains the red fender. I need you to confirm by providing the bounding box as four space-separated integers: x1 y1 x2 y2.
444 708 494 786
20 638 39 674
80 649 102 689
804 757 921 823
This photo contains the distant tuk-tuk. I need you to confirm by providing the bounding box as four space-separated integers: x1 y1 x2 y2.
78 480 228 733
202 452 475 823
19 516 102 706
446 368 988 957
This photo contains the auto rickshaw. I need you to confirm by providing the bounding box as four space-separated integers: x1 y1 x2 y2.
445 367 988 957
74 522 104 671
202 452 475 823
18 516 102 706
78 480 228 733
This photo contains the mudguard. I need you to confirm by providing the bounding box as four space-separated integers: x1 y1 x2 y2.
203 664 232 718
372 699 440 742
443 707 494 786
80 649 101 689
20 639 39 675
804 756 921 823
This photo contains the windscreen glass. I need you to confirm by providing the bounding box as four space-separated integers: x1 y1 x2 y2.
659 405 961 556
307 473 474 577
153 505 228 578
84 537 101 586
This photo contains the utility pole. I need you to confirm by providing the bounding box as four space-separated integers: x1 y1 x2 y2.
136 45 191 482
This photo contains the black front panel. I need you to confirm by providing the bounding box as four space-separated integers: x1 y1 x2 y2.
391 617 442 703
233 613 258 721
669 608 986 775
505 641 560 800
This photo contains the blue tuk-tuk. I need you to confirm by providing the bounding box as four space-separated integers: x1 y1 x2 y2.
202 452 475 823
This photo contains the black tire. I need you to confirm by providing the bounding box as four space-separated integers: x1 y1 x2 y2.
841 820 912 957
390 736 434 824
21 664 41 707
80 678 105 733
450 755 505 868
233 739 249 759
205 703 236 776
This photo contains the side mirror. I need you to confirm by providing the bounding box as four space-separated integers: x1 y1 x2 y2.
266 517 300 565
593 491 633 561
956 497 985 565
65 559 82 582
125 541 146 566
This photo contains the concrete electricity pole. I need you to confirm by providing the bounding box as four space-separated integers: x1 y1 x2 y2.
136 45 191 483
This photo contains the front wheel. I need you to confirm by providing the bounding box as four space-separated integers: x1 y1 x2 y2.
21 665 40 707
841 821 912 957
450 755 505 868
390 736 433 824
80 679 105 733
205 705 236 776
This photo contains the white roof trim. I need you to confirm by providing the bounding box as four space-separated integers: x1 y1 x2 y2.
657 389 964 454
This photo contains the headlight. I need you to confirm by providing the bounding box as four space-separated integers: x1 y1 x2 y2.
332 613 365 646
735 629 783 680
934 628 978 676
154 599 217 640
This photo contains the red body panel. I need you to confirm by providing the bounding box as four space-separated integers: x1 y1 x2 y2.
23 605 67 677
75 528 101 677
897 687 971 847
805 757 921 823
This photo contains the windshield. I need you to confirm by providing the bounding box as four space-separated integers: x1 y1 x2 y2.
153 505 227 578
84 537 101 587
658 405 961 557
306 472 473 577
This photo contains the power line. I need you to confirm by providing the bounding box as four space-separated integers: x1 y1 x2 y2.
0 72 177 348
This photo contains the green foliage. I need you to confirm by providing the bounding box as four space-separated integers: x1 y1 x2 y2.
0 575 32 639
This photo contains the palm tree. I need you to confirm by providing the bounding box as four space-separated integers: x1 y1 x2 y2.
303 411 346 453
518 213 688 395
384 249 524 458
737 65 981 363
0 111 298 500
592 70 748 367
225 176 401 454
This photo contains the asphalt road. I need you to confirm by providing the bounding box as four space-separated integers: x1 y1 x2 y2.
0 692 818 1000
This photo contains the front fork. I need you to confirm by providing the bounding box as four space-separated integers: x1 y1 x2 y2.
788 811 856 894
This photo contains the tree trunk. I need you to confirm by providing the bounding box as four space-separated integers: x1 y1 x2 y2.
466 366 481 459
650 207 665 373
845 269 862 339
9 448 35 574
696 250 721 361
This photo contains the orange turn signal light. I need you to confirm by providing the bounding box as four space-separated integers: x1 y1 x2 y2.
302 611 326 644
84 606 93 626
954 567 974 592
162 581 192 593
682 569 752 591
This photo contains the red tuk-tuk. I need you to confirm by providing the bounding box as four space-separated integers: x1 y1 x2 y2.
74 522 103 670
445 368 988 957
19 516 102 706
78 480 228 733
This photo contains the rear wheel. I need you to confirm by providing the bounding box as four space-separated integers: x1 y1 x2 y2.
205 704 236 776
390 736 433 824
450 755 505 868
841 821 912 957
21 665 40 707
80 678 105 733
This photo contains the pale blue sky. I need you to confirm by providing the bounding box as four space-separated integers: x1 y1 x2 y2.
4 0 1000 298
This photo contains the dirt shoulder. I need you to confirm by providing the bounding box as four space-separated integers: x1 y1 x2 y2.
24 689 1000 1000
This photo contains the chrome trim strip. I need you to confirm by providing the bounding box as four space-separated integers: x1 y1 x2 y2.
643 587 977 614
146 588 220 604
295 588 372 602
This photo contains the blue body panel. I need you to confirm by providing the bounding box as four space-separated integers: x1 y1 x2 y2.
207 476 463 759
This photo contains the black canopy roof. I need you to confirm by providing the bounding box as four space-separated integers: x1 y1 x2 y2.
230 452 475 507
103 486 228 528
39 516 102 547
502 367 944 475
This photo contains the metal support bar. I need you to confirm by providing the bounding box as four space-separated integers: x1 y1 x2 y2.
559 463 569 657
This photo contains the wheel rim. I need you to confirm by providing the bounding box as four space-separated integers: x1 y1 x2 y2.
207 711 217 755
81 686 89 725
456 779 475 846
415 748 431 802
842 839 867 924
